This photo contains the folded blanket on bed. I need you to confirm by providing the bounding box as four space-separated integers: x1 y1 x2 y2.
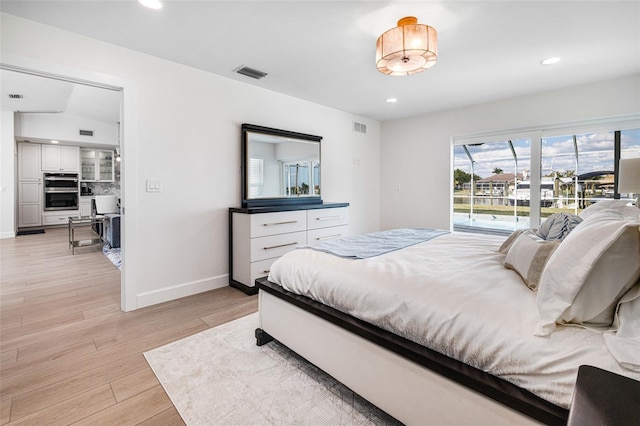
303 228 449 259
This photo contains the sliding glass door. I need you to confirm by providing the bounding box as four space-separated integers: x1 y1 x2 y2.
453 138 532 233
452 123 639 234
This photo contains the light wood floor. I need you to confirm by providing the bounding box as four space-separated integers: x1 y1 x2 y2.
0 227 258 425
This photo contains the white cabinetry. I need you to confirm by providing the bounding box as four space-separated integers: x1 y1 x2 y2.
79 197 93 217
42 211 77 225
18 182 42 227
42 145 79 172
18 143 42 228
81 149 114 182
18 143 42 181
230 204 349 294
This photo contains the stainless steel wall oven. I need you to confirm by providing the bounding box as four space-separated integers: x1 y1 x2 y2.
43 173 79 211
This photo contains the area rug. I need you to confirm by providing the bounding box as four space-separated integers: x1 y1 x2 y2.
144 313 400 425
102 244 121 269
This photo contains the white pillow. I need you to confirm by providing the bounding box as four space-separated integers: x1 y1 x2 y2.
603 283 640 371
504 231 560 291
498 229 528 253
579 199 634 220
535 213 640 335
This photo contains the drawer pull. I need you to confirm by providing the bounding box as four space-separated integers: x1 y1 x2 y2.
316 234 343 241
263 269 270 274
263 220 298 226
315 215 342 221
263 242 298 250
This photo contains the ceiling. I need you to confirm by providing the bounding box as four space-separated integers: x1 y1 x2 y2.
1 1 639 123
0 69 121 123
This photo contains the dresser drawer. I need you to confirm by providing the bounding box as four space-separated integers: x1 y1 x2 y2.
250 210 306 238
250 231 306 261
250 258 278 284
307 225 349 246
307 207 348 230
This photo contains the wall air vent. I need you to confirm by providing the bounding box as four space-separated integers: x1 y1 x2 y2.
353 122 367 134
79 129 94 137
235 66 268 80
8 94 24 99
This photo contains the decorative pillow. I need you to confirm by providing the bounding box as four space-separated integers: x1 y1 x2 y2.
536 212 583 240
535 213 640 335
579 199 634 220
504 231 561 291
498 229 529 253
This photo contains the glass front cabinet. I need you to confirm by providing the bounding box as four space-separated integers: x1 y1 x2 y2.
81 149 114 182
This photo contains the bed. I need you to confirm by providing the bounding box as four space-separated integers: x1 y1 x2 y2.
255 201 640 425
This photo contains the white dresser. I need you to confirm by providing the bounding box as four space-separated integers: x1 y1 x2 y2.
229 203 349 294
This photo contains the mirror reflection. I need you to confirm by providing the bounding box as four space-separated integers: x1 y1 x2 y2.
244 126 321 205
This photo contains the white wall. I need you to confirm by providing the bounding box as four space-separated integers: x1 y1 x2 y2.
15 112 119 146
1 13 381 309
0 111 16 238
380 74 640 230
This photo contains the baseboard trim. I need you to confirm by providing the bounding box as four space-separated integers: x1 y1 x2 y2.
0 231 16 239
137 274 228 309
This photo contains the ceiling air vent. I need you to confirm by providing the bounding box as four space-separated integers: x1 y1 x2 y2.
353 122 367 134
79 129 94 137
235 66 268 80
8 94 24 99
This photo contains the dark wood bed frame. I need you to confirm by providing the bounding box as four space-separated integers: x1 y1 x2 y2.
255 277 569 425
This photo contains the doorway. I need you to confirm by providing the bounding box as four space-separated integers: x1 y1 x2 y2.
1 63 126 309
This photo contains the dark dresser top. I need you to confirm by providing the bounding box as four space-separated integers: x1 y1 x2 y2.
230 202 349 214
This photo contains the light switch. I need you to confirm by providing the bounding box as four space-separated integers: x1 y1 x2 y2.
146 179 162 192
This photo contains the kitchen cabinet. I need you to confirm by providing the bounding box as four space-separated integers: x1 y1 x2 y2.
42 211 78 226
81 149 114 182
42 145 79 172
229 203 349 294
18 143 42 181
18 182 42 227
18 143 42 227
79 197 93 217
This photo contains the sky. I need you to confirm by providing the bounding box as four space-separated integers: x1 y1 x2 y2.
454 129 640 179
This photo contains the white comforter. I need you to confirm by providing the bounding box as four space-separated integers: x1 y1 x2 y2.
268 231 640 409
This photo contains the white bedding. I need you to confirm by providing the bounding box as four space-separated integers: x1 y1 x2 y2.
267 231 640 409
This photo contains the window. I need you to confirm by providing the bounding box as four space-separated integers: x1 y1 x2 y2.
452 122 639 234
541 132 615 213
248 157 263 198
453 138 532 233
283 161 311 195
313 161 320 195
620 128 640 201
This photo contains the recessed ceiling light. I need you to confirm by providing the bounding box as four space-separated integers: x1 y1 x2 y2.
541 57 561 66
51 140 59 144
386 98 398 103
138 0 162 10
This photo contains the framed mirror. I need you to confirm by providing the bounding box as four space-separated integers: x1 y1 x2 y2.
241 123 322 208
